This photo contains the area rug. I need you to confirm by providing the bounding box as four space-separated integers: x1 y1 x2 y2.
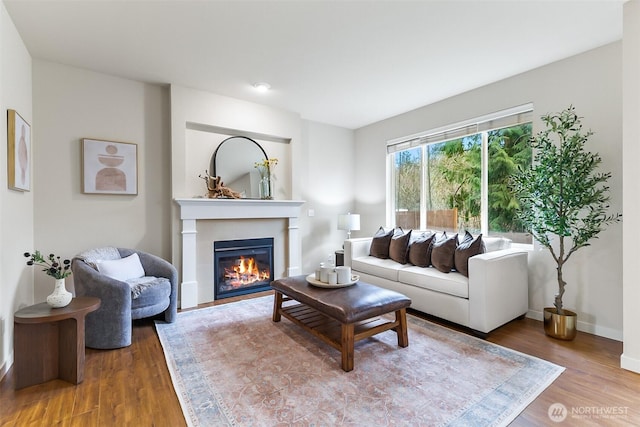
155 296 563 427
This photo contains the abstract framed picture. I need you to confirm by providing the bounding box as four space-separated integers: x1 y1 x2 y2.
7 109 31 191
81 138 138 195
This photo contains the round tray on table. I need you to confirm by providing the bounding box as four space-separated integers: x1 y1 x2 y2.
305 273 359 288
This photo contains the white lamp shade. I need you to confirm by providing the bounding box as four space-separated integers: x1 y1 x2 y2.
338 213 360 231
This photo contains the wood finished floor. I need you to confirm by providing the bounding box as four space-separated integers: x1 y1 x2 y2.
1 291 639 426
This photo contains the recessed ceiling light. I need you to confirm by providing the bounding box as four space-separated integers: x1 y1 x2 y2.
253 82 271 93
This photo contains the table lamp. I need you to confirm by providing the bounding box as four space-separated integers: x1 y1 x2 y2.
337 213 360 239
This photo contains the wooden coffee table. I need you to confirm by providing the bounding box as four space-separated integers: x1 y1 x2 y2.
271 275 411 372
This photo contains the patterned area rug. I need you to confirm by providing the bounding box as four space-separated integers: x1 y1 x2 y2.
156 296 563 426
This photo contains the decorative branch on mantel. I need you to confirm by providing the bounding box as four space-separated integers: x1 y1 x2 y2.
198 170 242 199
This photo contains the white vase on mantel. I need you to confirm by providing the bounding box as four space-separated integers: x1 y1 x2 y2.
47 278 72 308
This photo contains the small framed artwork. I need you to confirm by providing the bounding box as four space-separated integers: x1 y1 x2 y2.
81 138 138 195
7 109 31 191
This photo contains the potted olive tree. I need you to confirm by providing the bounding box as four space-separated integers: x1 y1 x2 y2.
511 106 621 340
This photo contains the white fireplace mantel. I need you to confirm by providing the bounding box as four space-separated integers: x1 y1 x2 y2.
174 198 305 308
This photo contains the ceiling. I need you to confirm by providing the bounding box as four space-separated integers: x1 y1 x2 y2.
3 0 624 130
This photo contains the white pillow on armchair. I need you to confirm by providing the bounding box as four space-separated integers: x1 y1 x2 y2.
96 253 145 281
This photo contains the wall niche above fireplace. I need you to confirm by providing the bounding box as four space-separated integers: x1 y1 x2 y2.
184 122 292 200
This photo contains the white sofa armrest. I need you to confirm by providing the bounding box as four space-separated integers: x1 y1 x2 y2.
344 238 372 267
468 249 529 333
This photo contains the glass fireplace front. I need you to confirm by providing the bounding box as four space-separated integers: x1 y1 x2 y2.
213 237 274 300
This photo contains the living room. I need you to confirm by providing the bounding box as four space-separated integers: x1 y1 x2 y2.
1 0 639 424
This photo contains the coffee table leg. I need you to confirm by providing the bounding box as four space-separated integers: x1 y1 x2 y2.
341 323 355 372
272 291 283 322
396 308 409 347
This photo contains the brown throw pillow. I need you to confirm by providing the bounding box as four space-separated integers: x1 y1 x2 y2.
454 231 485 277
408 232 436 267
458 230 473 246
389 229 412 264
431 232 458 273
369 227 394 259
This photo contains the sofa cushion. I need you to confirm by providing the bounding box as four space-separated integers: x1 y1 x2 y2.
352 256 406 282
369 227 394 259
398 266 469 298
431 232 458 273
389 229 412 264
454 232 485 277
407 232 436 267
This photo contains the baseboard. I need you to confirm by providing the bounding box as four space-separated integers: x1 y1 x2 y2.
526 310 623 342
620 353 640 374
0 352 13 383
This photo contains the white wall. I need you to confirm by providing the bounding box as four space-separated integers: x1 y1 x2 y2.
0 1 32 378
32 60 172 300
622 0 640 373
355 42 623 341
300 120 356 272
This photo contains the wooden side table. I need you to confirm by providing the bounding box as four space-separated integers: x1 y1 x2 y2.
13 297 100 389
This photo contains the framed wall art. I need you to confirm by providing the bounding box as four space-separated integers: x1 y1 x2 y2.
7 109 31 191
81 138 138 195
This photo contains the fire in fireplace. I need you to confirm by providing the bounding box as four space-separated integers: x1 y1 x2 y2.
213 238 274 300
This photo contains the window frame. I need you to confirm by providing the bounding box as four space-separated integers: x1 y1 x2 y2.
386 104 533 242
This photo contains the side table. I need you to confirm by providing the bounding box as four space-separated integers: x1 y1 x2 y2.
335 249 344 267
13 296 100 389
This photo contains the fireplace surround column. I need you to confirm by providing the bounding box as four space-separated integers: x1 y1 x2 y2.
174 198 305 309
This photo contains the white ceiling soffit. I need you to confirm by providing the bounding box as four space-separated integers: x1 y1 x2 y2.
4 0 624 129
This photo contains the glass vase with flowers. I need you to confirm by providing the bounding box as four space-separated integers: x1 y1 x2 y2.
254 158 278 200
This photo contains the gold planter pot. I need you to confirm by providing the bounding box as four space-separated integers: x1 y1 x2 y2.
543 307 577 340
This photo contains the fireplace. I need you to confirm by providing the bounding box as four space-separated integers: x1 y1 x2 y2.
214 238 274 300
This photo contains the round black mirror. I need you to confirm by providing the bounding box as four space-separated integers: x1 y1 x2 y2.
210 136 268 198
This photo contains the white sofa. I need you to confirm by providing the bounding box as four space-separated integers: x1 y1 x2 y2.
344 235 529 335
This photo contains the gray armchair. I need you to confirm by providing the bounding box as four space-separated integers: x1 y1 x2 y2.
71 247 178 349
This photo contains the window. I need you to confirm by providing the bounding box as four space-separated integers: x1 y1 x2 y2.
388 105 533 244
